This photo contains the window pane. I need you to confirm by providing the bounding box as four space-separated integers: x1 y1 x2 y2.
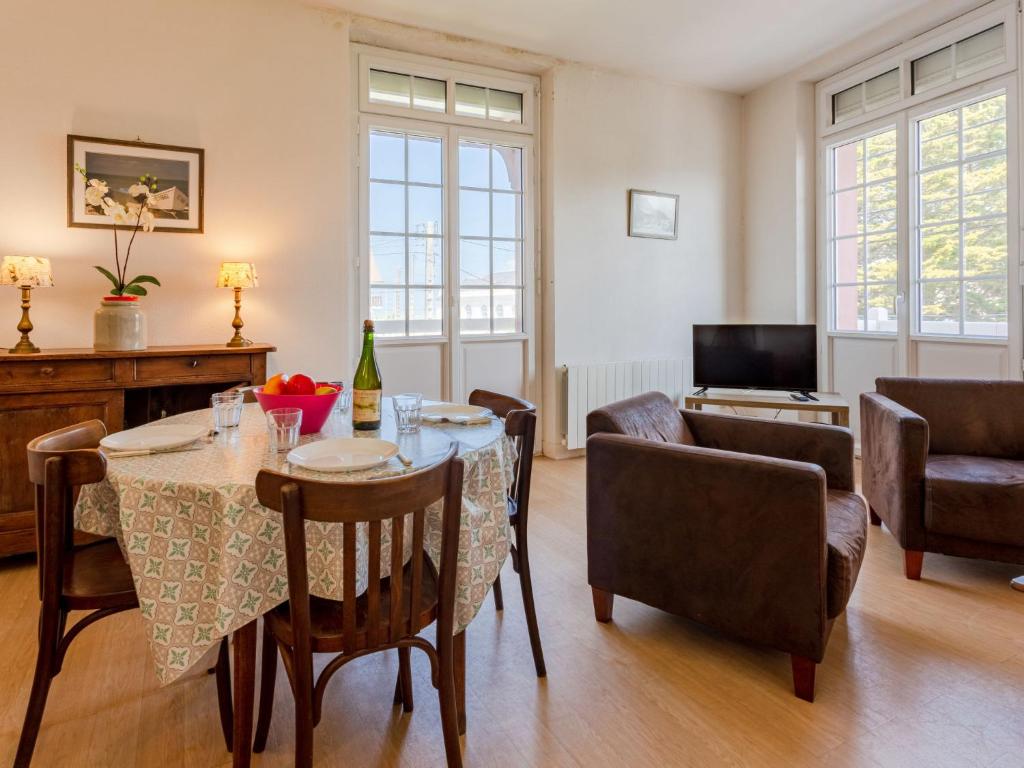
956 25 1005 78
964 94 1005 127
866 283 897 333
408 185 442 235
369 182 405 232
921 281 960 334
920 167 959 224
866 234 897 282
408 136 442 185
833 141 860 190
460 288 490 334
920 225 960 280
369 131 405 181
369 70 411 107
488 89 523 123
369 235 405 285
913 46 953 94
964 187 1006 219
412 77 446 112
963 154 1006 196
492 240 520 285
834 187 864 236
834 285 865 331
408 288 443 336
459 142 490 188
455 83 487 119
920 110 957 141
834 237 863 283
920 131 958 169
965 280 1007 335
370 288 405 337
492 146 523 191
832 85 862 124
866 182 896 231
492 288 521 333
459 239 489 285
864 69 900 112
963 119 1005 159
865 132 896 181
409 237 444 285
964 221 1006 277
459 190 489 236
492 192 520 238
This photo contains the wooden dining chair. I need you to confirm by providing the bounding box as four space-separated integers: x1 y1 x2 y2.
16 420 233 768
468 389 546 677
251 445 465 768
222 383 259 403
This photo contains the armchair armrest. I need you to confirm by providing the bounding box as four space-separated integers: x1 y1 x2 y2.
681 410 856 491
859 392 929 549
586 433 829 660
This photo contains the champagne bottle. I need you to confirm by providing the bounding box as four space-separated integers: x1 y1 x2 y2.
352 319 382 430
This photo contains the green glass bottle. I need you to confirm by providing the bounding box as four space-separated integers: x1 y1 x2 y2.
352 319 382 430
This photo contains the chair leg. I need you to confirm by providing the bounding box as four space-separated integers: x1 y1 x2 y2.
253 623 277 753
454 631 466 736
14 607 62 768
492 572 504 611
869 507 882 526
437 638 464 768
904 549 924 580
515 537 546 677
592 587 614 623
791 654 816 703
393 646 414 712
214 637 233 752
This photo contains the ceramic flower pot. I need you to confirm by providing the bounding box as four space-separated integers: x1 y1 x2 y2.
94 296 147 350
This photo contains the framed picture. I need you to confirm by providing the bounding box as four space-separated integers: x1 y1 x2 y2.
628 189 679 240
67 135 204 233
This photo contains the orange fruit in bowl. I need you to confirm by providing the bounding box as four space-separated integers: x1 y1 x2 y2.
262 373 288 395
315 385 338 396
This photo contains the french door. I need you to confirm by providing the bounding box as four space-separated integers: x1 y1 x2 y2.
822 76 1021 440
358 114 536 404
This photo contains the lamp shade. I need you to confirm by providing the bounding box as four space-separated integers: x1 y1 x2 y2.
216 262 259 288
1 256 53 288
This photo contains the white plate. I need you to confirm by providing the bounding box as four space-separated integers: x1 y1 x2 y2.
287 438 400 473
100 424 208 452
420 403 493 423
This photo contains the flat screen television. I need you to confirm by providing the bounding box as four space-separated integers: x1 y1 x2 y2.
692 324 818 393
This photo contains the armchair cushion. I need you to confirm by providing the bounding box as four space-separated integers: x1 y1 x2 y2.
925 455 1024 546
825 491 867 618
586 391 693 444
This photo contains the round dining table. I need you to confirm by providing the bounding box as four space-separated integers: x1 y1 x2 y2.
74 399 515 767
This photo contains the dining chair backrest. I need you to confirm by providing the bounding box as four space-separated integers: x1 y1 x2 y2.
468 389 536 514
255 444 464 654
25 420 108 600
222 384 259 403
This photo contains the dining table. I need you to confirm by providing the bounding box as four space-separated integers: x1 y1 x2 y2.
74 398 516 767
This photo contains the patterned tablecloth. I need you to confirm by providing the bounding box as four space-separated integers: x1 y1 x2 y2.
75 402 515 684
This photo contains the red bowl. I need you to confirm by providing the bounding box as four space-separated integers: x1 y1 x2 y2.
252 383 340 434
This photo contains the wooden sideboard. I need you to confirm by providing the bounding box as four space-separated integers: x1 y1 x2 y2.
0 343 274 557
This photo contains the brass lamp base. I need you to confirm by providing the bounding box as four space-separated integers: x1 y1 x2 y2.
225 333 253 348
225 286 252 347
9 287 40 354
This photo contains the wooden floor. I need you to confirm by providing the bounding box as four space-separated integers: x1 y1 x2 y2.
2 456 1024 767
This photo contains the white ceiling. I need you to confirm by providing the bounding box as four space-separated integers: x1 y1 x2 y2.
325 0 980 93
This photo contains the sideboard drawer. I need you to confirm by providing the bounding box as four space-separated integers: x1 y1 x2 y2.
0 359 115 389
135 354 252 382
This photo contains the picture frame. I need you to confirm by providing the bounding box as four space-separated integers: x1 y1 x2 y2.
67 135 204 233
628 189 679 240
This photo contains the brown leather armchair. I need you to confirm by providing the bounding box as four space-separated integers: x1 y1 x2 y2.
861 377 1024 580
586 392 866 702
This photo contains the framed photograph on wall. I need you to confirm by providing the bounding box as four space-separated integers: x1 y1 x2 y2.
628 189 678 240
67 135 204 233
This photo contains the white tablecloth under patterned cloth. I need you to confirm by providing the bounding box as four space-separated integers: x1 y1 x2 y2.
74 402 515 684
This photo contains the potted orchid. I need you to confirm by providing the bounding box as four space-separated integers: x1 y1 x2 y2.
75 164 163 350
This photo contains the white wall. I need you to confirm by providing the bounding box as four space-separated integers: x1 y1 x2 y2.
0 0 353 379
541 64 744 454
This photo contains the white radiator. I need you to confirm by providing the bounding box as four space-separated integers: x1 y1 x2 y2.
562 359 687 450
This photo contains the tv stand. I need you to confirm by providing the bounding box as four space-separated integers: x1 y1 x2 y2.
683 389 849 427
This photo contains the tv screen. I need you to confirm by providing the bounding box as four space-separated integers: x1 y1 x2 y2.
693 324 818 392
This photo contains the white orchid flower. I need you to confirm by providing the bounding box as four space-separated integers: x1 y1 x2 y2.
84 185 106 207
128 183 150 198
88 178 109 194
140 210 156 232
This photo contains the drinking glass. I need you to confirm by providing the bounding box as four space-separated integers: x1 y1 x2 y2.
327 381 351 414
393 393 423 433
211 391 244 430
267 407 302 452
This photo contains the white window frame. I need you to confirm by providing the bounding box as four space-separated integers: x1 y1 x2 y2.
358 46 537 134
907 76 1019 342
817 2 1016 137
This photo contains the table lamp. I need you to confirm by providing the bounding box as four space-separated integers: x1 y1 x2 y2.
216 261 258 347
1 256 53 354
